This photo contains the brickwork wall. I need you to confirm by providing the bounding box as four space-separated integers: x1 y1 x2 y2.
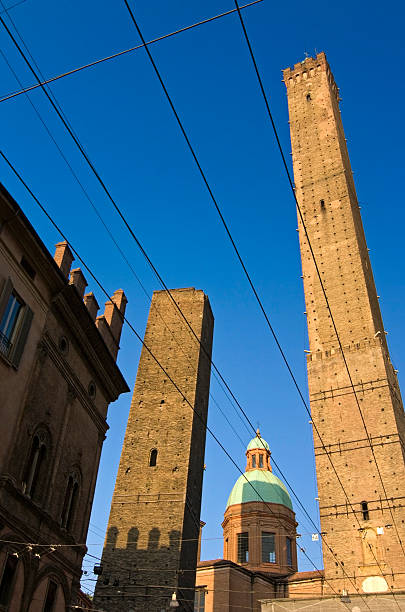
284 53 405 594
94 288 214 611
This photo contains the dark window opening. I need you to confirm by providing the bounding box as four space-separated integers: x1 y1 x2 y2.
43 580 58 612
58 336 68 354
237 532 249 563
320 199 325 208
61 475 79 530
20 256 36 280
252 454 256 468
149 449 158 467
23 435 46 500
286 537 293 566
194 588 205 611
0 553 18 606
262 532 276 563
306 93 311 101
259 454 264 468
361 501 369 521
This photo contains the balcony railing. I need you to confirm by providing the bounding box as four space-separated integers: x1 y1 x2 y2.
0 330 12 358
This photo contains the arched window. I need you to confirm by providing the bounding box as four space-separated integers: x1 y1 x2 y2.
259 454 264 468
61 471 80 530
149 449 158 467
43 580 58 612
361 501 369 521
23 429 49 501
306 93 311 101
252 454 256 468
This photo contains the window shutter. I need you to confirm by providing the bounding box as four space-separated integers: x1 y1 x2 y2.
0 277 13 321
11 306 33 368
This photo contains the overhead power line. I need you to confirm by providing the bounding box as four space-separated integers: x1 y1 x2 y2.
115 3 401 606
0 6 390 604
0 2 323 560
0 150 353 608
0 0 263 104
0 7 382 604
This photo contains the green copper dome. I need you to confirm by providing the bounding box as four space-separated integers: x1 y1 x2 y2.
246 435 270 451
226 470 293 510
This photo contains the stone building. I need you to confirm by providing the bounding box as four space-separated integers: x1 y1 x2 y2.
261 52 405 609
93 288 214 611
195 432 298 611
0 184 129 609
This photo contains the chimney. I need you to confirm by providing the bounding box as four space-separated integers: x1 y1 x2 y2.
84 292 99 321
69 268 87 298
96 289 128 360
103 290 128 346
54 241 74 278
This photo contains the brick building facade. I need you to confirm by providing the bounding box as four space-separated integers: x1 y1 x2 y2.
278 51 405 602
93 288 214 611
0 184 128 609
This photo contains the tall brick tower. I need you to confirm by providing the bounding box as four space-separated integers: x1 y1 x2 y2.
93 288 214 611
284 53 405 594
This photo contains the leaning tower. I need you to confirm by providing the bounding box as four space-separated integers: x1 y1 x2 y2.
284 52 405 594
94 288 214 611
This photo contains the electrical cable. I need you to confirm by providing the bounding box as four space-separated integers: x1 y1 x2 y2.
0 3 320 557
0 0 263 104
0 7 393 604
0 8 376 602
0 0 28 14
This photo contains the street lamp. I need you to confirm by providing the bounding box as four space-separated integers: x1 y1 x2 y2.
169 592 179 608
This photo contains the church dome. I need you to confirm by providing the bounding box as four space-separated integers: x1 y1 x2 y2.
225 469 293 510
225 432 293 511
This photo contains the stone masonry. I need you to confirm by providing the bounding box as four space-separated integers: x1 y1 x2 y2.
93 288 214 611
284 53 405 595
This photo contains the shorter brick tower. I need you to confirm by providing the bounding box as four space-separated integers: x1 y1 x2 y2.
94 288 214 611
222 431 298 576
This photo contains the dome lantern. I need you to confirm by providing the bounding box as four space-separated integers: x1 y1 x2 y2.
245 428 272 472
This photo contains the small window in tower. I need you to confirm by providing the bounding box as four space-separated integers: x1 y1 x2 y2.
262 532 276 563
252 455 256 468
259 454 264 468
149 449 158 467
237 532 249 563
320 199 325 208
306 93 311 101
361 501 369 521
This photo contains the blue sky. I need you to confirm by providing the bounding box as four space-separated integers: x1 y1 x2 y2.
1 0 404 594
